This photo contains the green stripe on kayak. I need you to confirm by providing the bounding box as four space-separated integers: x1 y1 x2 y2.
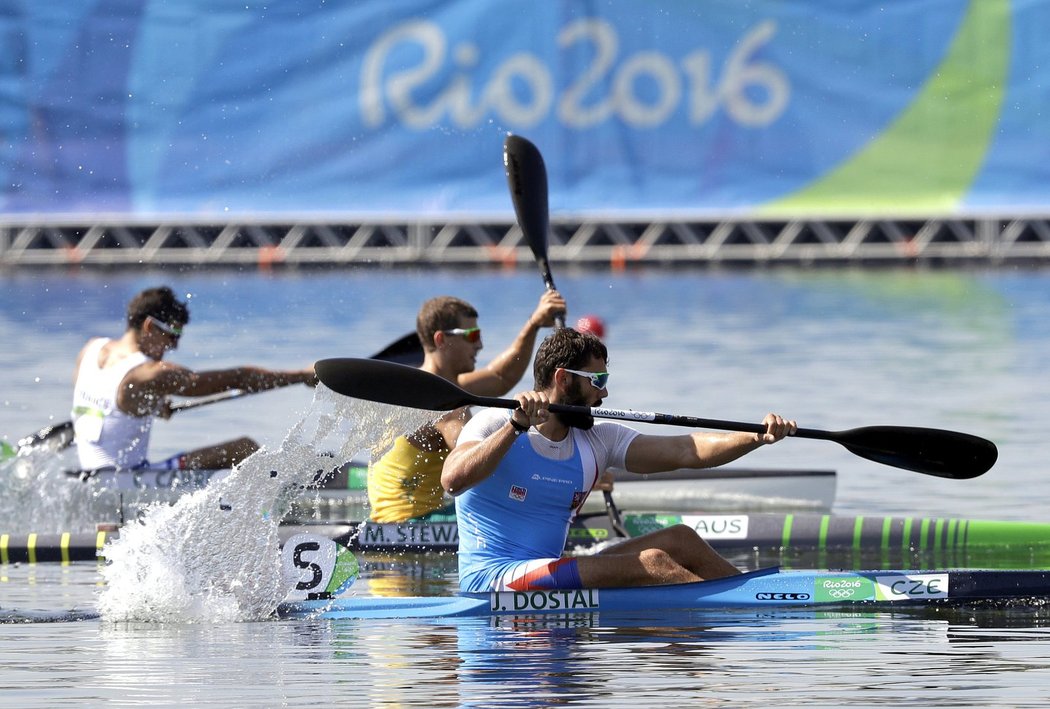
965 520 1050 545
346 465 368 489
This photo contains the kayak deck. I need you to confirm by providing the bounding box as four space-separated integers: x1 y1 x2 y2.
278 567 1050 620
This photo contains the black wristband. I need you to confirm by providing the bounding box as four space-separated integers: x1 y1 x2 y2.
509 417 529 434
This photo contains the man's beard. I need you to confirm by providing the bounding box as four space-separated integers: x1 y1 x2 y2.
553 379 596 430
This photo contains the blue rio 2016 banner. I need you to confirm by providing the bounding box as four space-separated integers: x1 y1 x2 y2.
0 0 1046 218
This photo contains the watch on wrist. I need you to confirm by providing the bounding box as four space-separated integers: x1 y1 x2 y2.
509 417 529 434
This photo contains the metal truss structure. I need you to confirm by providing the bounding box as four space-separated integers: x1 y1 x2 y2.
3 216 1050 269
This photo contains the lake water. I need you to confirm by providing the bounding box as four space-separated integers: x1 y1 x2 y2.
3 266 1050 706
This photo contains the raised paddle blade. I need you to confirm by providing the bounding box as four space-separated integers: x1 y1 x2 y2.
817 425 998 480
504 135 550 264
315 358 487 411
370 332 424 366
504 134 565 328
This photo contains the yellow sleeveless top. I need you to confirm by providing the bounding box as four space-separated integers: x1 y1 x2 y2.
367 435 450 522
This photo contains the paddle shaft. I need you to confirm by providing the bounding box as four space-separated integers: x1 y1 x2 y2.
466 393 788 435
603 490 630 538
17 390 253 451
316 357 999 480
169 390 246 412
479 390 950 435
14 332 423 454
478 392 995 478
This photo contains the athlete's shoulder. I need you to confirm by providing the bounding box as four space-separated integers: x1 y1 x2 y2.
458 406 507 441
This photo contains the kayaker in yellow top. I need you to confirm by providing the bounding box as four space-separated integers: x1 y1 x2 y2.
367 291 567 522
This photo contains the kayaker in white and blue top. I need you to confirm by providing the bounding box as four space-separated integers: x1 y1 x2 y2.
72 285 317 471
443 327 797 593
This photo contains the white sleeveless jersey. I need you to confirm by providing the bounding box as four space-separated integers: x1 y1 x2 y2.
71 338 153 469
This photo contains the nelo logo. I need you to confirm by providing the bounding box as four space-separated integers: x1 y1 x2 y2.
756 592 810 601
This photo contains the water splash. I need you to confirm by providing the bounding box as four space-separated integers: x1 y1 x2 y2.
97 386 434 623
0 444 117 533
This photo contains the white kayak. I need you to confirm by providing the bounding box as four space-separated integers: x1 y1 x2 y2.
70 464 837 525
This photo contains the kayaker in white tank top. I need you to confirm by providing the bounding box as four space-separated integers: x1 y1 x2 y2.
72 337 153 469
70 286 318 471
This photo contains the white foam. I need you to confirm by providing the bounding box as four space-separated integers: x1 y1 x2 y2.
0 443 107 533
98 386 434 623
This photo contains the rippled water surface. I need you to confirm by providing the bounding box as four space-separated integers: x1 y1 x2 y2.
3 267 1050 706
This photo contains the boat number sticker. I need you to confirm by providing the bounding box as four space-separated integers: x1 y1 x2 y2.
814 577 877 602
873 573 949 601
281 533 360 602
490 589 600 613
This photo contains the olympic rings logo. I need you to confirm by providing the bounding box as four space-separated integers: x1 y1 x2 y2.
826 588 859 599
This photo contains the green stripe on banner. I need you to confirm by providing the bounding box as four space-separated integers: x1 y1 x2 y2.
818 515 830 551
762 0 1010 215
902 518 913 551
881 517 892 550
853 516 864 551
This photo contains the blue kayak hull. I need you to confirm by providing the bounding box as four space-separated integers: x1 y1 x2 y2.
277 567 1050 620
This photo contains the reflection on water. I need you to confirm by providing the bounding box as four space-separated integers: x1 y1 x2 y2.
321 605 1050 707
5 563 1050 706
360 552 460 597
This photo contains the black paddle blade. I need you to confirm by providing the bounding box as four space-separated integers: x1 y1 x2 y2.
17 421 74 453
828 426 998 479
504 134 564 327
315 358 478 411
504 134 550 263
370 332 424 366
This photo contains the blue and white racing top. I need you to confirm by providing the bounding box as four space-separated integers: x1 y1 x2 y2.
453 408 638 591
